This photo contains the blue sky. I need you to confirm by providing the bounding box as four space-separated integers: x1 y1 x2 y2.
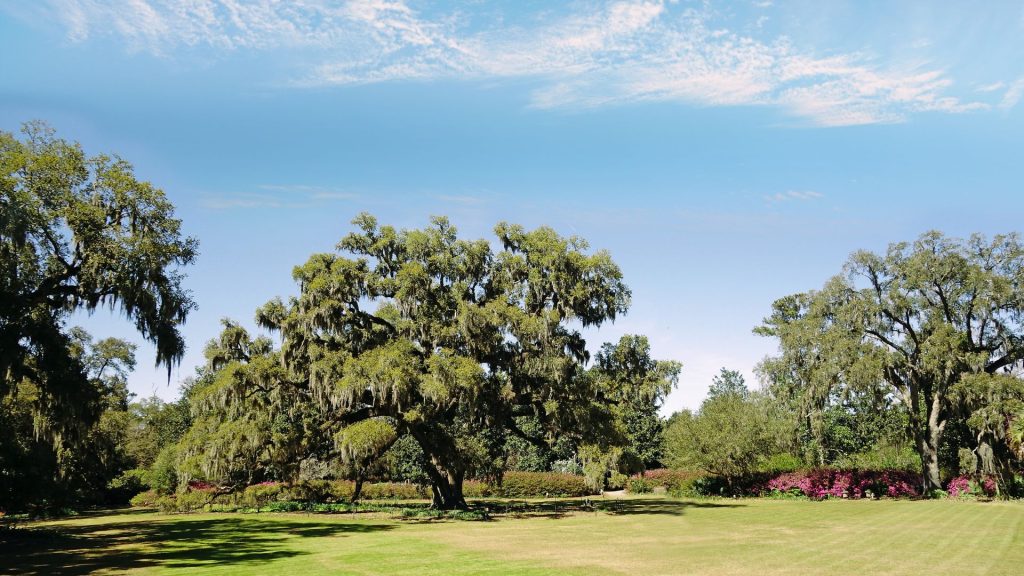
2 1 1023 414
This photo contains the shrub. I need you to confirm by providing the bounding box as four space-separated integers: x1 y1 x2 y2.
241 482 285 510
759 453 803 474
129 489 160 508
155 495 178 513
107 468 149 504
147 445 180 495
462 480 490 498
265 501 306 513
492 472 594 498
642 469 704 495
626 476 653 494
175 487 216 512
606 472 627 491
756 469 920 499
399 508 488 521
947 475 998 499
281 480 333 503
326 480 355 501
360 482 426 500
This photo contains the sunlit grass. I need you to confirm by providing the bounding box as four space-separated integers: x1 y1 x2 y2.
3 496 1023 575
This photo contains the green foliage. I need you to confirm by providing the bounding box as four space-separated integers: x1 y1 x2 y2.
757 231 1024 490
383 435 431 484
170 489 216 513
503 417 557 472
639 469 705 495
399 508 489 521
106 468 149 502
626 476 653 493
335 418 398 464
178 214 640 509
0 123 195 512
175 322 316 488
147 444 180 495
491 472 594 498
759 453 804 474
663 389 792 481
241 484 283 511
833 443 920 472
129 489 160 508
951 373 1024 486
708 368 748 401
592 335 681 469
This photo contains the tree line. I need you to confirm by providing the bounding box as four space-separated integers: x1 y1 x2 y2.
3 124 1023 512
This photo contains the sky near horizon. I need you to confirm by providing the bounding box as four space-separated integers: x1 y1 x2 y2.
2 1 1023 414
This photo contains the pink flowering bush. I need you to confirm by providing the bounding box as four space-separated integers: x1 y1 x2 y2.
946 475 998 498
757 469 920 499
947 475 971 498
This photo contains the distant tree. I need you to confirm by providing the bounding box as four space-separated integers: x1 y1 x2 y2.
707 368 748 401
663 390 788 483
757 232 1024 491
0 330 140 510
176 320 316 488
592 335 680 468
0 122 196 509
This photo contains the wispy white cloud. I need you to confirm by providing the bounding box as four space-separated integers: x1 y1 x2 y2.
999 77 1024 110
201 183 358 210
764 190 823 203
41 0 992 126
976 81 1006 93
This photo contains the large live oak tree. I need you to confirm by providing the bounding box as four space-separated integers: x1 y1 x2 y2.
0 122 196 505
757 231 1024 491
242 214 632 509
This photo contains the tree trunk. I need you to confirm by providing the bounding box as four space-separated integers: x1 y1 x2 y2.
409 425 468 510
914 385 946 493
351 473 364 504
918 434 942 493
428 468 467 510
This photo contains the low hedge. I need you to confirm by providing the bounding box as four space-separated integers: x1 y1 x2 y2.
491 471 594 498
137 472 597 513
635 469 706 497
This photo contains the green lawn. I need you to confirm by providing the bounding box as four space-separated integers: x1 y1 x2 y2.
3 497 1024 575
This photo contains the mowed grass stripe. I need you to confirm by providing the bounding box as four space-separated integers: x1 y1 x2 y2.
424 499 1024 576
5 498 1024 575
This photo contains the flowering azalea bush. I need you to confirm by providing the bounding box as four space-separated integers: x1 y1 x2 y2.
755 469 920 499
946 475 998 498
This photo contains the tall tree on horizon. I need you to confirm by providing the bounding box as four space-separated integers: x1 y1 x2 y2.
757 231 1024 491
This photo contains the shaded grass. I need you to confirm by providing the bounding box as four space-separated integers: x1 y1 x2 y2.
2 497 1023 575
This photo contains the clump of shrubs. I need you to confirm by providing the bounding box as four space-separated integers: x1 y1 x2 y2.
626 477 653 494
946 475 998 499
491 472 594 498
635 469 706 497
128 489 160 508
757 469 920 499
132 471 601 514
631 468 925 499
